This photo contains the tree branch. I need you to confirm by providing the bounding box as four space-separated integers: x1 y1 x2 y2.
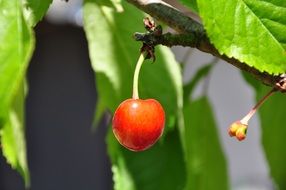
127 0 285 91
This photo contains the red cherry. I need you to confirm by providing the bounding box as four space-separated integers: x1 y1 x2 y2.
112 98 165 151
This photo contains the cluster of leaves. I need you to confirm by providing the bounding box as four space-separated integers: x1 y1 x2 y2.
0 0 286 189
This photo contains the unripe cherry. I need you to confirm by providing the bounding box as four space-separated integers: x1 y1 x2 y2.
228 88 275 141
235 125 247 141
228 121 241 137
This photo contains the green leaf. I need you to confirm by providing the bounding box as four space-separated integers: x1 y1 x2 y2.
110 0 124 12
23 0 53 26
179 0 198 13
242 74 286 189
0 0 34 127
107 127 187 190
255 86 286 189
1 84 30 187
83 0 183 130
197 0 286 74
0 0 34 185
183 97 229 190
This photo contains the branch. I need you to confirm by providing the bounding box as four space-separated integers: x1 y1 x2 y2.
127 0 286 91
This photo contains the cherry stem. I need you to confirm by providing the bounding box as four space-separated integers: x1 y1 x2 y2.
240 88 276 125
132 52 145 99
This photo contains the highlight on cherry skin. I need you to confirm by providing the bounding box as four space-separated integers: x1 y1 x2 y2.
112 98 165 151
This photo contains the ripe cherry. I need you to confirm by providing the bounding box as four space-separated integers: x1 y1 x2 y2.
112 53 165 151
112 98 165 151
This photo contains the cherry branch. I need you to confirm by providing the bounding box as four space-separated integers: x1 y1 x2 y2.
126 0 286 91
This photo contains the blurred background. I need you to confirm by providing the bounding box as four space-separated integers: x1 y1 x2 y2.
0 0 275 189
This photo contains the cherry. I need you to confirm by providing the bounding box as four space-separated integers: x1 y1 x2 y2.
112 98 165 151
112 52 165 151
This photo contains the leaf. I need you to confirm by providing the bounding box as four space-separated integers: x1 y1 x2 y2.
179 0 198 13
0 0 34 127
242 74 286 189
110 0 124 12
1 84 30 187
255 86 286 189
183 97 229 190
23 0 53 26
0 0 34 185
197 0 286 74
260 90 286 189
107 127 187 190
83 0 183 130
258 89 286 188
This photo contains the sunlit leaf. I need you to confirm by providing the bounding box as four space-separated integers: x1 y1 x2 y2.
197 0 286 74
23 0 53 26
1 85 30 187
0 0 34 185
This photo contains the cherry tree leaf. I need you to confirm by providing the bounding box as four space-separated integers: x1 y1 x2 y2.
255 85 286 189
0 0 34 128
243 73 286 189
197 0 286 74
179 0 198 13
0 0 34 186
1 85 30 187
107 127 187 190
23 0 53 26
183 97 229 190
110 0 124 12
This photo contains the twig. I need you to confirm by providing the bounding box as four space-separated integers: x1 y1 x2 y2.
127 0 285 91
